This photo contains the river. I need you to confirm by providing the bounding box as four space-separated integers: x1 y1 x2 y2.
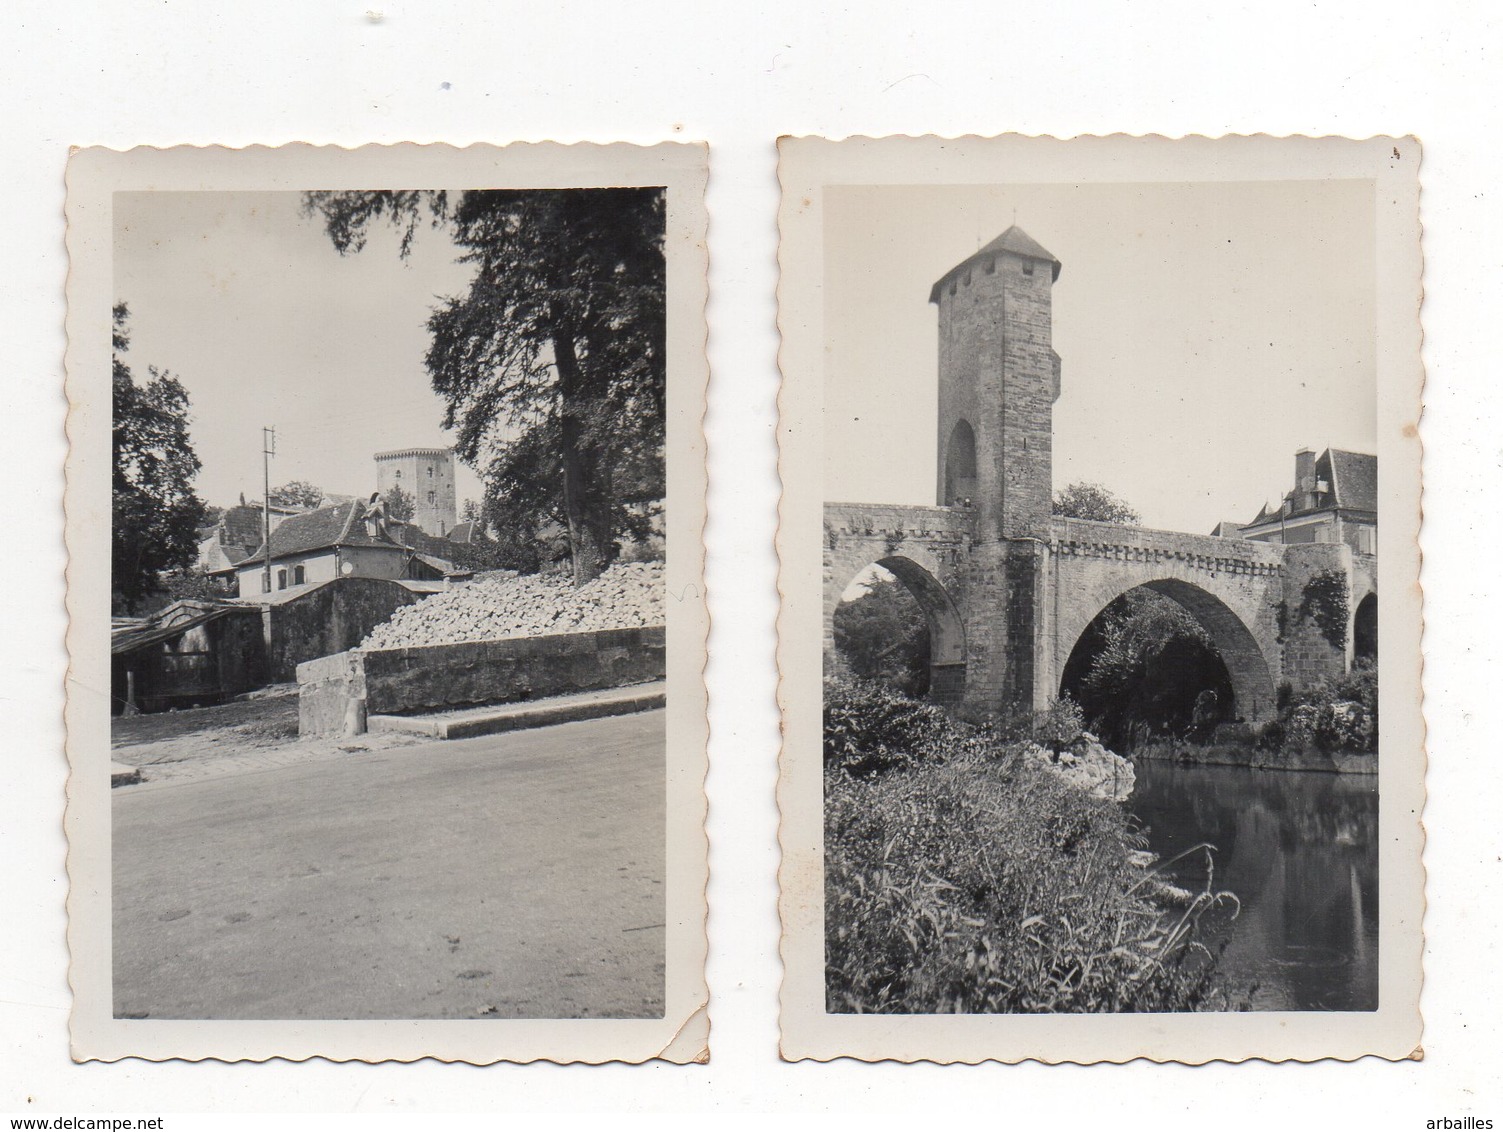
1128 759 1379 1011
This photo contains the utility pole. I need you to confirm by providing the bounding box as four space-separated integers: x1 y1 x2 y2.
262 426 276 595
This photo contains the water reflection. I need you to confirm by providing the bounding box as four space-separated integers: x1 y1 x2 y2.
1129 760 1378 1011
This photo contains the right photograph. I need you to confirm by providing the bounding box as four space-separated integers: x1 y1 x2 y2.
777 135 1424 1064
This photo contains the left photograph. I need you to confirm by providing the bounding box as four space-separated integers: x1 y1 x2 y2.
66 144 709 1065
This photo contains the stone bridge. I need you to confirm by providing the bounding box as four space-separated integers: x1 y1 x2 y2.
824 508 1376 724
822 223 1376 724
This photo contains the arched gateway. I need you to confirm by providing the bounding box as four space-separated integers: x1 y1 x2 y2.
822 225 1373 723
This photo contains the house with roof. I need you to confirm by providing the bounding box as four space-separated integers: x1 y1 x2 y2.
233 498 472 598
197 501 316 579
1232 447 1377 555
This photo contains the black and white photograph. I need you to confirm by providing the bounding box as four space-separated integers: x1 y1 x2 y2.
778 134 1423 1063
65 143 709 1064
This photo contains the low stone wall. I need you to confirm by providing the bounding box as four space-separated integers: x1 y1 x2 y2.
298 626 666 737
264 576 428 682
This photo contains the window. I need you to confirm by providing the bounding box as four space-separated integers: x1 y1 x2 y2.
1022 259 1035 276
427 491 436 505
293 564 306 585
984 257 995 275
277 568 288 590
427 466 434 478
394 469 402 479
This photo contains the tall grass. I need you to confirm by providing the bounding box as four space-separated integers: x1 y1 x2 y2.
824 679 1240 1013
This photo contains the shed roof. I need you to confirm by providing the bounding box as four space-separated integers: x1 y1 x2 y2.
111 600 259 655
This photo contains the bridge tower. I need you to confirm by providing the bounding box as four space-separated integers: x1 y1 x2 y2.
931 226 1063 715
933 225 1062 535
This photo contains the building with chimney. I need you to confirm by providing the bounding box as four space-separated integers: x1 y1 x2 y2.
1233 446 1377 555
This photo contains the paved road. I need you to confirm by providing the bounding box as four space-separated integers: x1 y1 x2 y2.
112 710 665 1020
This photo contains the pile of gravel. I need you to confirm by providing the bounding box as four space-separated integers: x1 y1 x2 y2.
361 561 665 650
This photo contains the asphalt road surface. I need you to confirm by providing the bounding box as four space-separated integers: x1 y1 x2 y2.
113 710 665 1020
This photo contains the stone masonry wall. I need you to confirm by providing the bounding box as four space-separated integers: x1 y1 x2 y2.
996 255 1056 541
936 262 999 516
935 250 1056 541
263 575 427 682
1280 542 1356 692
298 626 665 737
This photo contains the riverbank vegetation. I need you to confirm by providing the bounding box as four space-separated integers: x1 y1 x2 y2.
1135 660 1380 769
824 678 1240 1013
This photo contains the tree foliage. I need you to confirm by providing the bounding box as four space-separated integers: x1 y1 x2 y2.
832 574 932 698
384 483 415 522
303 188 666 584
112 303 207 614
1063 589 1232 749
1053 481 1141 525
268 479 325 508
445 530 542 576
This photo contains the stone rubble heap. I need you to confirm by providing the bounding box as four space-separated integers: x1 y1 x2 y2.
361 561 665 650
1017 732 1137 803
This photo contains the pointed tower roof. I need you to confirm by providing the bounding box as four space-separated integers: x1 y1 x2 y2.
929 224 1062 303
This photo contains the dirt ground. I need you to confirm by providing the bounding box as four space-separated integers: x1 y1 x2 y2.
111 690 420 771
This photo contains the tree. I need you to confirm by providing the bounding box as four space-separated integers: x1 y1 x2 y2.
1063 589 1231 748
461 497 481 524
304 188 666 585
833 575 932 699
268 479 325 508
447 530 541 576
385 483 415 522
112 303 207 614
1053 482 1141 525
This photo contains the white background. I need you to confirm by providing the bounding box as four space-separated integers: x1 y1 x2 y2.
2 0 1498 1121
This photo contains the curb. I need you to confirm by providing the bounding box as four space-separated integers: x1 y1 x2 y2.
111 762 144 788
368 688 665 741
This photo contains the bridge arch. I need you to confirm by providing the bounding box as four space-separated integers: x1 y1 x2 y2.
1352 589 1377 663
1058 576 1278 725
829 553 967 704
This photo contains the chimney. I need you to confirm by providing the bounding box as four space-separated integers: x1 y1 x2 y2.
1294 448 1316 492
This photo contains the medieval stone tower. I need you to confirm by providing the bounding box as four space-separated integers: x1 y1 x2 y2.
933 225 1062 538
931 225 1063 712
374 446 458 537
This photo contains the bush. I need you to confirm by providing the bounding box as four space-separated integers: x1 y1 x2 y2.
1033 696 1085 753
822 679 1237 1013
1278 662 1377 755
823 678 962 778
825 749 1236 1013
1255 718 1286 752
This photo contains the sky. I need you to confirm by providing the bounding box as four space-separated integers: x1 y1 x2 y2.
823 180 1378 534
114 191 486 510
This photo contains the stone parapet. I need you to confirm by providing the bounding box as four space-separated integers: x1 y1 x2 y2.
1050 517 1285 576
298 626 666 738
824 502 975 542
